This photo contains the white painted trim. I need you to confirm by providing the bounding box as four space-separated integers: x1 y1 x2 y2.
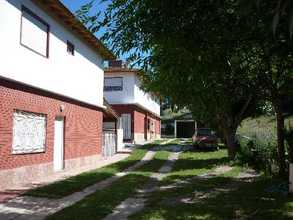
174 120 177 138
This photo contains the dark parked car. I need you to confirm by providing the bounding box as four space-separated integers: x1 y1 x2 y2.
192 128 218 149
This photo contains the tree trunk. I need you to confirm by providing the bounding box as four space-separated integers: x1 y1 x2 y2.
274 101 286 177
224 129 237 160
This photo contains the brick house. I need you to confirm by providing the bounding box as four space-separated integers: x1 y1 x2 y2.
104 61 161 144
0 0 114 190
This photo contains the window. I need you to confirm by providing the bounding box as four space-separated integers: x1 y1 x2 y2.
12 110 47 154
67 40 75 55
20 6 49 58
104 77 123 91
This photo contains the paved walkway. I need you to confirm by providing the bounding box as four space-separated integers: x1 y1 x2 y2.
0 149 158 220
103 150 181 220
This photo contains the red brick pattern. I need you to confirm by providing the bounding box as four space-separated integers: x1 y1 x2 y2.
111 104 161 141
0 79 102 171
155 117 161 135
133 108 146 133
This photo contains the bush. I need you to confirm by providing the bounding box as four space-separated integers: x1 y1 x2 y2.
236 115 293 176
236 134 278 175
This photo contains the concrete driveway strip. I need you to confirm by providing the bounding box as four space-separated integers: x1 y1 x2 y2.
103 150 181 220
0 149 158 220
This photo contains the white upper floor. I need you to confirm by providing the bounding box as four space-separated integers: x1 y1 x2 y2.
0 0 114 108
104 69 161 116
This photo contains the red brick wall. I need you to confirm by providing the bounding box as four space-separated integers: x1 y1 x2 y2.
150 115 161 135
0 79 102 170
146 113 161 135
133 108 146 134
111 104 161 139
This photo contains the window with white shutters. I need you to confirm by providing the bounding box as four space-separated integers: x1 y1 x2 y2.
20 6 49 57
12 110 47 154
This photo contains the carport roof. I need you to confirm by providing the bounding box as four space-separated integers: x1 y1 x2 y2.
162 112 195 122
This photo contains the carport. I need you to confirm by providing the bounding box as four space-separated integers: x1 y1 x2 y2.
174 120 196 138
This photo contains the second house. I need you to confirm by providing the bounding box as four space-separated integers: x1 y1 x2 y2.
104 61 161 144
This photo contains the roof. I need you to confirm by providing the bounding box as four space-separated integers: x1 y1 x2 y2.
103 98 119 119
162 111 194 122
105 67 141 74
134 103 161 119
32 0 115 60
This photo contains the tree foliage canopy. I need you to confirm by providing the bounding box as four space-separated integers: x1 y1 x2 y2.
78 0 293 162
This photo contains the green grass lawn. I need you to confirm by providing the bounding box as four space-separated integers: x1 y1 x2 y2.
26 144 154 198
130 150 293 220
130 176 293 220
40 143 293 220
165 150 229 180
46 150 170 220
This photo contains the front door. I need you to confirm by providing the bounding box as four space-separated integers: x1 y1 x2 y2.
121 114 131 140
54 117 64 171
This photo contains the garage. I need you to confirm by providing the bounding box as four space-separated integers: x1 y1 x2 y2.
175 120 196 138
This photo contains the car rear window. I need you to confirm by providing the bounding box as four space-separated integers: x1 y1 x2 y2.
197 129 212 136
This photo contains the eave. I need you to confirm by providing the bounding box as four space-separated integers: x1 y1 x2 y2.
32 0 115 60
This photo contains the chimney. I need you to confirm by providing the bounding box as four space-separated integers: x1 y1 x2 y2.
109 60 123 68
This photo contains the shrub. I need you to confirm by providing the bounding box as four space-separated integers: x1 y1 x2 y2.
235 133 278 176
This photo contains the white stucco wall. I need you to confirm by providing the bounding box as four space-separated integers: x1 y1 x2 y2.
104 72 160 116
0 0 105 107
134 77 160 116
104 73 135 104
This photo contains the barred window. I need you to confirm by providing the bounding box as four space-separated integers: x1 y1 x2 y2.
12 110 46 154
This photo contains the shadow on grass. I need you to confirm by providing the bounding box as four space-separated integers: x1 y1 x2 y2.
131 176 293 220
25 142 169 198
0 173 154 220
46 151 170 220
25 148 149 198
171 157 230 172
45 173 162 220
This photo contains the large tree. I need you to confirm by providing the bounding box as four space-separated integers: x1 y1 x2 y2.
238 1 293 175
77 0 292 165
101 0 258 158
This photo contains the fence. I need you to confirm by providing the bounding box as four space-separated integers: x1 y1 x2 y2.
102 129 117 157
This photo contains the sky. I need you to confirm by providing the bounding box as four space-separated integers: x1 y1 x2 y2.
61 0 84 12
61 0 108 39
61 0 109 18
60 0 128 60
